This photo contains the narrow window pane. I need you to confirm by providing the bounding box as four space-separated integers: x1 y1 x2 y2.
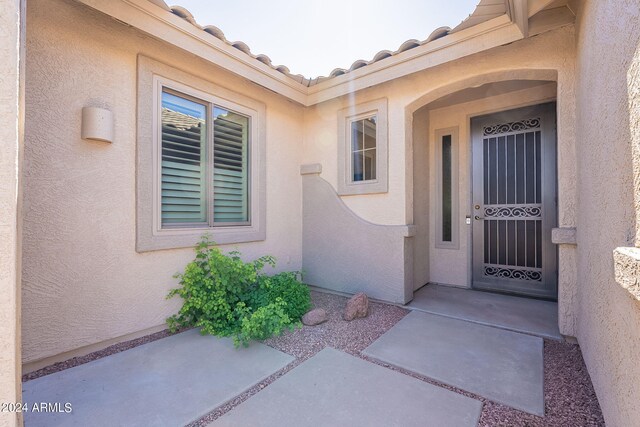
213 107 249 223
364 149 376 180
160 91 207 226
364 116 376 149
352 151 364 181
442 134 452 242
352 120 364 151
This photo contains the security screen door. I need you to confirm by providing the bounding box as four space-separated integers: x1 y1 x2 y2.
471 103 557 299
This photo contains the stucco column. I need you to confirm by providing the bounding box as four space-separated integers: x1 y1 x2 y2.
0 0 24 426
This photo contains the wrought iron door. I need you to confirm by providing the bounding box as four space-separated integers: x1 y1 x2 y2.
471 103 557 299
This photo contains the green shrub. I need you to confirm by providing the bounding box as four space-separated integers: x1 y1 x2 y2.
260 272 311 320
234 298 292 347
166 236 310 347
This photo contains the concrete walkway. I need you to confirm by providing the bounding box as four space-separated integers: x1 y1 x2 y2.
408 284 562 340
211 348 483 427
363 311 544 416
22 330 293 427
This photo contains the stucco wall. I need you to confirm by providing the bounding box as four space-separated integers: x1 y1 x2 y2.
302 171 414 303
303 27 576 225
412 107 430 290
573 1 640 425
22 0 304 365
0 0 24 423
303 26 578 332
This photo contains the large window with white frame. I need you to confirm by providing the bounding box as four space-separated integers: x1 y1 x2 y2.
337 98 388 195
160 89 250 228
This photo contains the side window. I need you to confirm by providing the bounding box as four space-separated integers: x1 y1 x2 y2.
435 127 459 249
338 99 388 195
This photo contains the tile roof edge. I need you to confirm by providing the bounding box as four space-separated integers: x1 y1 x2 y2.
159 1 493 86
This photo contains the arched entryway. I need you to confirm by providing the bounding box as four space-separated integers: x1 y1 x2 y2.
406 71 563 302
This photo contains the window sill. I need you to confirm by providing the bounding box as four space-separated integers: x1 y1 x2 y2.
338 181 388 196
613 247 640 301
136 226 265 252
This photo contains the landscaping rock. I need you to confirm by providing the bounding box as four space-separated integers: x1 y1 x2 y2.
302 308 327 326
343 293 369 321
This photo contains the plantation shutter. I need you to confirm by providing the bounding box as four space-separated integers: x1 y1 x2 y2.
213 107 249 223
160 91 207 225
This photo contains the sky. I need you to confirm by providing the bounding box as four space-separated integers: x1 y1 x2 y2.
171 0 478 78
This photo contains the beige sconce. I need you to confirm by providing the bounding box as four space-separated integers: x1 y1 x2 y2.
81 106 114 143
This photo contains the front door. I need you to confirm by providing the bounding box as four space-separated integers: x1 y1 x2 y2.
471 103 557 299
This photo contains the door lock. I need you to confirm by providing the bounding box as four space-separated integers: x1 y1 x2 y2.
474 204 480 210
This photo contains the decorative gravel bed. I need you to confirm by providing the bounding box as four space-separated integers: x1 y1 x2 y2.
24 290 604 427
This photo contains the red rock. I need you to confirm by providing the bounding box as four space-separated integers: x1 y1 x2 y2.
302 308 327 326
343 293 369 321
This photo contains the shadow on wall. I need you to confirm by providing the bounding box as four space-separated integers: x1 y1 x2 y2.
301 165 414 304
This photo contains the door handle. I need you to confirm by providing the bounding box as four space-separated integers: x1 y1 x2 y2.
474 215 484 220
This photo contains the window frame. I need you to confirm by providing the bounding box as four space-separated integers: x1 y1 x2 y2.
434 126 460 250
349 114 378 183
136 56 266 252
337 98 388 195
158 88 252 229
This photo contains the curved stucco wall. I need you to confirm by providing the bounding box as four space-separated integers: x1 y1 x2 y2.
573 1 640 425
22 0 304 365
302 169 414 303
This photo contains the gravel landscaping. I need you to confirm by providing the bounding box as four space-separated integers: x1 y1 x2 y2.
23 290 604 427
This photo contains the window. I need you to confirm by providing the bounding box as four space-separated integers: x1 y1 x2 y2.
435 127 459 249
338 99 388 195
136 56 265 252
351 116 377 182
160 90 250 228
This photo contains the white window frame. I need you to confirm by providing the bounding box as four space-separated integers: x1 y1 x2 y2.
337 98 388 195
136 56 266 252
434 126 460 250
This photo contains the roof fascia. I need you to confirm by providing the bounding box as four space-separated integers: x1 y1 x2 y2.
75 0 310 104
74 0 528 107
305 15 523 105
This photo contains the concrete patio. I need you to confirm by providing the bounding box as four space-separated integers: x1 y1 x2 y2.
408 285 562 340
22 330 294 427
21 289 601 427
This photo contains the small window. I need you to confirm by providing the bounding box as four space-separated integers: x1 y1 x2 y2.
435 127 459 249
160 90 250 229
351 116 377 182
337 99 388 195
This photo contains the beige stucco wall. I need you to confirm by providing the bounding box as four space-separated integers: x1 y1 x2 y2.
303 26 578 334
573 1 640 425
0 0 23 425
22 0 304 365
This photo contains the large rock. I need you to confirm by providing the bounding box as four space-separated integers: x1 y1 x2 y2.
343 293 369 321
302 308 328 326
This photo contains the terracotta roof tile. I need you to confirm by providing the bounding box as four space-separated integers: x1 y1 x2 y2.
158 1 501 87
